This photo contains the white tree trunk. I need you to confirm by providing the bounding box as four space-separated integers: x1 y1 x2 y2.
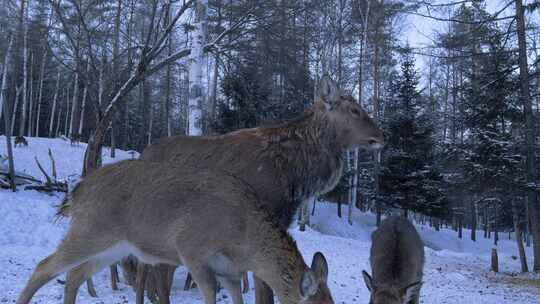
1 38 13 132
36 49 47 137
78 61 89 136
187 0 208 136
19 0 29 137
147 104 153 146
348 148 359 225
2 36 16 191
64 85 70 136
0 63 3 122
49 71 60 137
69 71 79 138
11 87 21 135
28 53 34 136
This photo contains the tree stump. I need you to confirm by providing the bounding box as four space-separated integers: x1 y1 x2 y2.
491 248 499 273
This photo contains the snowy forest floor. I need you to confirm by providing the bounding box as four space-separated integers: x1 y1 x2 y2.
0 137 539 303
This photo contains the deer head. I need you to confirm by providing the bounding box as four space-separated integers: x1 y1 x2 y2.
362 271 422 304
299 252 334 304
315 76 384 151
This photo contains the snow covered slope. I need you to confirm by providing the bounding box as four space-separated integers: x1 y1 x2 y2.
1 137 539 303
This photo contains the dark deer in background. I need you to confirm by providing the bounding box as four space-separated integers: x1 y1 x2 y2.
14 136 28 147
17 160 335 304
136 75 384 304
362 216 425 304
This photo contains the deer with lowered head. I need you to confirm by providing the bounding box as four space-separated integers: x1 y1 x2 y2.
133 75 384 303
17 160 335 304
362 216 425 304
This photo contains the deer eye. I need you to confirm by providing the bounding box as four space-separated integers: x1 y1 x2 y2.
350 107 361 116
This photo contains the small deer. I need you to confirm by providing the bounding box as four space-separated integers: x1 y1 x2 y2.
362 216 425 304
14 136 28 147
17 160 335 304
70 134 80 146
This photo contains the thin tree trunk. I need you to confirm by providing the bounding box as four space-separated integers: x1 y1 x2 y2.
349 148 359 225
19 2 28 137
165 32 173 137
54 89 63 137
49 71 60 137
337 196 342 218
28 53 33 137
516 0 540 272
69 71 79 138
11 87 20 135
147 105 153 146
78 61 89 138
64 84 70 136
36 49 47 137
357 0 370 106
299 199 311 232
512 199 529 272
471 200 477 242
1 36 16 191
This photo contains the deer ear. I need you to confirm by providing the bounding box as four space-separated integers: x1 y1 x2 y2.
299 270 318 298
362 270 374 292
311 252 329 283
316 75 340 106
401 281 422 303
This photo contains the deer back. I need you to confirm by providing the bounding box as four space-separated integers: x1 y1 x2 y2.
369 216 424 286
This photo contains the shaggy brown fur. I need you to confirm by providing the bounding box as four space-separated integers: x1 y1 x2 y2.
139 97 383 228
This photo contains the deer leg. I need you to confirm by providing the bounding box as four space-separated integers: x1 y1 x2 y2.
135 263 149 304
85 278 97 297
218 276 244 304
110 265 120 290
185 265 217 304
184 272 196 290
64 258 113 304
17 236 115 304
241 272 249 294
154 264 175 304
254 275 274 304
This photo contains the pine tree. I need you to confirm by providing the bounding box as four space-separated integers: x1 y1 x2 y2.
380 49 448 217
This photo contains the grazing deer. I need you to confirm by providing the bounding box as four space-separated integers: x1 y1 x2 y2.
14 136 28 147
70 134 80 146
362 216 425 304
17 160 335 304
134 75 384 304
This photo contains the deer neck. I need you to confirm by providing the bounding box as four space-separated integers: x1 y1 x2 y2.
249 220 308 304
278 111 344 199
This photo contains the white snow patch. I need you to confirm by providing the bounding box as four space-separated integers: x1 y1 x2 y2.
0 137 538 303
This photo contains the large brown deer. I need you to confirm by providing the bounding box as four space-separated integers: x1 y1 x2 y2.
17 160 335 304
136 75 384 304
362 216 425 304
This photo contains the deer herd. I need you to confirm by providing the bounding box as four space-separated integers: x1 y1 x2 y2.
16 76 425 304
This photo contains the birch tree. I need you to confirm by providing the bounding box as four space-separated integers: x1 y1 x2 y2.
187 0 208 136
19 0 29 136
1 36 16 191
48 71 60 137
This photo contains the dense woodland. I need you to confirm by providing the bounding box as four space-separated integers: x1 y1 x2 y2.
0 0 539 276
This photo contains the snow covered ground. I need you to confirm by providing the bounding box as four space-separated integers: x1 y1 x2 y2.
1 137 539 303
